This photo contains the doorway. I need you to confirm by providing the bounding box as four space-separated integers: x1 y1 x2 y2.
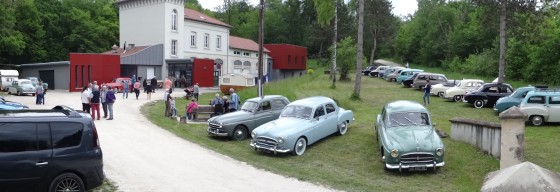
39 70 55 90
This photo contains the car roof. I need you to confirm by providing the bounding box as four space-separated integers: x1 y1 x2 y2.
482 83 512 87
401 69 423 72
525 89 560 97
385 100 427 113
416 72 445 76
461 79 484 82
288 96 334 108
246 95 288 102
0 106 87 119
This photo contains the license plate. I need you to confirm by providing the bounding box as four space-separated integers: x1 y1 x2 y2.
409 166 427 171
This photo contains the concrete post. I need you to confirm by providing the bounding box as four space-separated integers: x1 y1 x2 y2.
498 106 526 169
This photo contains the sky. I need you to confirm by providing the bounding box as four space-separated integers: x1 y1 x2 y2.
198 0 417 17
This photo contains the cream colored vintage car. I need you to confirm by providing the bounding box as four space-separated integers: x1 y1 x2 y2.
430 80 460 97
443 79 485 102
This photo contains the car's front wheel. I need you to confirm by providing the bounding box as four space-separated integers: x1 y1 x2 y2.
337 121 348 135
474 100 485 108
49 173 85 192
231 125 248 140
530 115 544 126
292 137 307 156
453 95 462 102
438 92 444 97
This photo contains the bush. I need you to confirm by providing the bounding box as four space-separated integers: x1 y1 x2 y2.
307 69 314 75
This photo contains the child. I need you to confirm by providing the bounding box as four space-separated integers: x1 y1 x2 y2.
186 98 199 120
170 97 177 117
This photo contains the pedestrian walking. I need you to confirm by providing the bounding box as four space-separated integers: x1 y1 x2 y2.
193 83 200 101
229 88 240 112
151 77 158 93
123 79 129 99
81 85 91 113
36 82 44 105
133 80 141 100
106 86 116 120
143 78 148 93
423 80 432 106
91 86 101 120
186 98 198 120
101 85 108 118
145 81 152 100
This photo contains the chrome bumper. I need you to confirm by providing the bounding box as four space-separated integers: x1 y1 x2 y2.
250 142 290 154
207 127 228 137
386 162 445 171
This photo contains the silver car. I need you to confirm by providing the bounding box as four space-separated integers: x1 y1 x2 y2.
207 95 290 140
250 96 354 156
7 79 36 96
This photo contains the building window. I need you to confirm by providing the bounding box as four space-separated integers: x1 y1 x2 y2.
204 33 209 49
288 55 291 65
243 61 251 73
216 35 221 49
190 32 196 47
171 9 177 31
223 78 230 83
243 52 250 56
234 60 242 73
234 50 241 55
171 40 177 56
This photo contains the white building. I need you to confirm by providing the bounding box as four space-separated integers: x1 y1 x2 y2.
116 0 269 86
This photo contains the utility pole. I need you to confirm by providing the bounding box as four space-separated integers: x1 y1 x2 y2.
257 0 265 98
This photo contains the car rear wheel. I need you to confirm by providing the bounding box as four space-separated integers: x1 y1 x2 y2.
438 92 444 97
453 95 462 102
292 137 307 156
337 121 348 135
17 91 21 96
231 125 248 140
49 173 85 192
474 100 485 108
530 115 544 126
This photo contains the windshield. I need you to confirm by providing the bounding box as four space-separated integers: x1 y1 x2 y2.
280 105 313 119
387 112 430 127
240 101 258 112
21 81 31 85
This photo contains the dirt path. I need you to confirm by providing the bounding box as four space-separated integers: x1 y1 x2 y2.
4 89 337 192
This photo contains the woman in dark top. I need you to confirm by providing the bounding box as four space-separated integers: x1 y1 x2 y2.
145 82 152 100
90 87 101 120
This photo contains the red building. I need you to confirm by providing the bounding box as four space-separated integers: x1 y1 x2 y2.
264 44 307 81
69 53 120 92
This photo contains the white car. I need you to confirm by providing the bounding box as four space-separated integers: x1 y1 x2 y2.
430 80 460 97
443 79 484 102
519 90 560 126
7 79 36 96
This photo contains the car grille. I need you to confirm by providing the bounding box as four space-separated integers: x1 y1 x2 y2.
255 137 278 148
400 153 435 164
208 123 221 129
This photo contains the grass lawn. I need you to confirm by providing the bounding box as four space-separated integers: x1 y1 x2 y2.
91 179 118 192
143 67 559 191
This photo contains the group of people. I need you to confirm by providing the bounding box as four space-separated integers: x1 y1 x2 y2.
183 87 240 121
81 81 116 120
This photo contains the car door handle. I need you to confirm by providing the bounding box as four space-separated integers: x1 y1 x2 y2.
35 162 49 166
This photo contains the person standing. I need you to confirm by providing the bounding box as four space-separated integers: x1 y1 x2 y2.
35 82 44 105
210 93 224 117
164 76 172 90
222 96 229 113
180 75 187 88
81 85 91 113
101 85 108 118
229 88 240 112
193 83 200 101
131 75 136 88
164 88 171 117
406 62 410 68
142 78 148 93
151 76 158 93
133 80 141 100
423 80 432 106
106 86 116 120
145 81 152 100
123 79 129 99
90 87 101 120
186 98 198 120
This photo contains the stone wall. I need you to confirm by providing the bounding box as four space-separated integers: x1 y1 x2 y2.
450 118 501 159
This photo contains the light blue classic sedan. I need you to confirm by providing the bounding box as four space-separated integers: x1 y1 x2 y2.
250 96 354 156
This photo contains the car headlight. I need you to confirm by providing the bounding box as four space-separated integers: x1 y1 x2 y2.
251 132 256 138
436 148 444 156
390 149 399 158
278 137 284 144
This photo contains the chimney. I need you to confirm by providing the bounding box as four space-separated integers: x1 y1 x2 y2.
128 43 135 50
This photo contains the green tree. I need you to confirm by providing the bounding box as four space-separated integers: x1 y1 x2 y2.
0 0 25 64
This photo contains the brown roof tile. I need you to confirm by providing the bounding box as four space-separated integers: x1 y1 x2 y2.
184 8 231 28
229 36 269 52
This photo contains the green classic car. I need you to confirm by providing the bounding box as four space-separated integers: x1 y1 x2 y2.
207 95 290 140
375 100 445 172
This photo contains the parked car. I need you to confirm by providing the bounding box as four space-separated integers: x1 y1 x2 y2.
401 72 421 87
0 99 28 109
384 67 405 82
362 65 379 76
411 73 449 90
0 103 24 110
27 77 49 90
519 89 560 126
207 95 290 140
379 66 398 78
250 96 354 156
396 69 424 84
494 86 545 113
7 79 36 96
0 106 104 192
375 100 445 172
369 66 388 77
430 80 460 97
105 77 132 93
463 83 514 108
443 79 485 102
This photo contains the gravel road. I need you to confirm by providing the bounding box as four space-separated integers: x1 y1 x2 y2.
4 89 337 192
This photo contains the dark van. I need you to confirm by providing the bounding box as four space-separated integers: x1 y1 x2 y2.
0 106 104 192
